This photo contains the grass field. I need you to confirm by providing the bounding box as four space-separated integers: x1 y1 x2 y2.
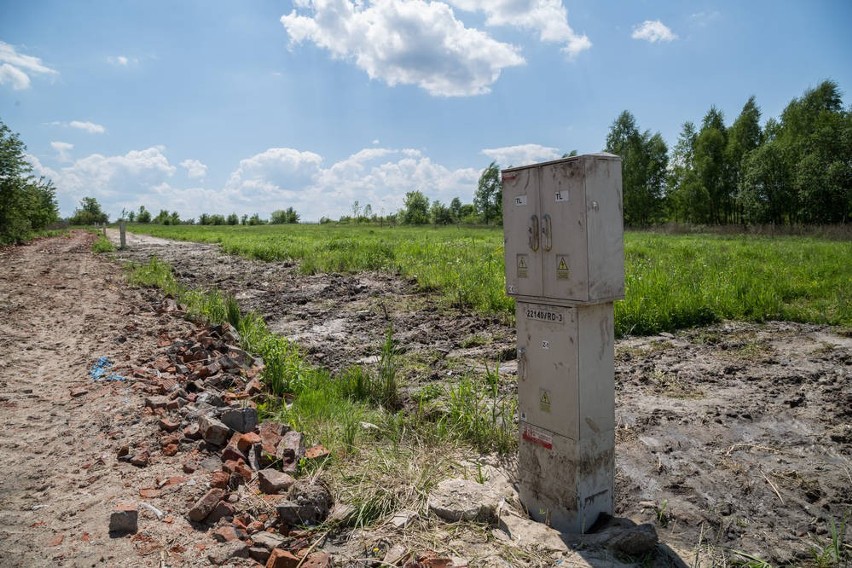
128 223 851 335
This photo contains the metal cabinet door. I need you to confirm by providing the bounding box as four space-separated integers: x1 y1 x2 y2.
502 166 542 298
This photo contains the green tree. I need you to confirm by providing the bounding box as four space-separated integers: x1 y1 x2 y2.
137 205 152 223
740 141 793 224
227 213 239 225
0 120 59 243
449 197 462 222
605 111 668 226
430 200 452 225
270 208 299 224
69 197 109 225
727 96 763 222
474 162 501 224
692 106 732 224
667 122 705 222
401 190 430 224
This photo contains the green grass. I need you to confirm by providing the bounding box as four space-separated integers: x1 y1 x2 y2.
125 256 516 535
91 233 115 253
126 223 851 336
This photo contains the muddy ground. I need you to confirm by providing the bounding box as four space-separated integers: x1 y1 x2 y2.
0 230 849 567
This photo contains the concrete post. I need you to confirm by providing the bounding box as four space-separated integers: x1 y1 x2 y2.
119 221 127 250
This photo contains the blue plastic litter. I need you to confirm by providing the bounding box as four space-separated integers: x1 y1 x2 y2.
89 356 127 382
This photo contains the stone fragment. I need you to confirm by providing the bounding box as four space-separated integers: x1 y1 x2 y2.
70 387 88 398
199 415 231 446
277 480 333 526
390 510 417 529
159 417 181 432
237 431 262 453
221 407 258 434
497 509 569 552
277 430 304 473
245 378 263 395
428 479 504 523
304 444 329 461
196 391 225 407
251 530 285 550
187 488 225 522
259 422 287 454
249 546 271 564
301 552 332 568
129 449 150 467
210 471 230 489
109 502 138 533
144 396 169 409
182 422 201 440
258 469 295 495
207 540 249 565
266 548 300 568
207 501 236 523
221 444 247 464
162 443 178 456
211 525 246 542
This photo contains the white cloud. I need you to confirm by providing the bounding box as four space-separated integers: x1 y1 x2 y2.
482 143 561 167
631 20 678 43
34 143 481 222
50 141 74 162
281 0 525 97
0 41 57 90
447 0 591 57
180 159 208 179
69 120 106 134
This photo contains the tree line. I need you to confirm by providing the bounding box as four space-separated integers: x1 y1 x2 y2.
607 79 850 227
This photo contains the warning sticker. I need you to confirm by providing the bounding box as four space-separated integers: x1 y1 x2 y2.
517 254 528 278
539 388 551 413
514 195 528 206
555 191 568 202
522 424 553 450
556 256 569 280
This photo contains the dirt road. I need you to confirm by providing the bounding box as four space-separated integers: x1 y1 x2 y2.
0 232 212 566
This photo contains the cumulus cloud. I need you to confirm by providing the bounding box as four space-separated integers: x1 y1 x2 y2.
482 143 562 167
51 141 74 162
632 20 678 43
180 159 208 179
0 41 57 90
447 0 591 57
281 0 524 97
35 143 481 222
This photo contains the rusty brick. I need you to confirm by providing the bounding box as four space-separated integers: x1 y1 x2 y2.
266 549 300 568
187 488 225 522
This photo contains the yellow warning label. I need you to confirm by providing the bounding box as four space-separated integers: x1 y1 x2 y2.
539 388 551 413
556 256 569 280
517 254 528 278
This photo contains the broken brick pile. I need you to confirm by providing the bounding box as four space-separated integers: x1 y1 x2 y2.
112 318 337 566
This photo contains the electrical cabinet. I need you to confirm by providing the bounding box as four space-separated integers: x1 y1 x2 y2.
502 154 624 305
502 154 624 534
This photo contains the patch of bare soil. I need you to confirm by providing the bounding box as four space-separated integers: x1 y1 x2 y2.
113 232 851 565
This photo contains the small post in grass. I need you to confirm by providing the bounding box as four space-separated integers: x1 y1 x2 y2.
119 221 127 250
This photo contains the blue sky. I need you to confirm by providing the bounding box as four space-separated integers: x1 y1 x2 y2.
1 1 850 221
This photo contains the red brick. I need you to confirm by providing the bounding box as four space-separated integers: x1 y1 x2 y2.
159 418 181 432
162 443 179 456
210 471 230 489
301 552 332 568
187 488 225 522
266 549 300 568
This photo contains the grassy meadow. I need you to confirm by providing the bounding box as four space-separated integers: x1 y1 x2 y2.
128 223 851 335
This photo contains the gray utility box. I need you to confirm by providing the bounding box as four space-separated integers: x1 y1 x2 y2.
502 154 624 534
515 301 615 532
502 154 624 306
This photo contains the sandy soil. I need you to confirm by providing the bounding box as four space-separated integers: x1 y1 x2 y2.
0 230 848 567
